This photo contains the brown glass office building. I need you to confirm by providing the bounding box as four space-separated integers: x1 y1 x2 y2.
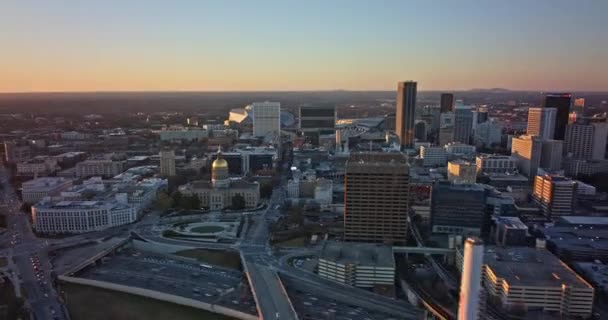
395 81 417 149
344 153 410 244
440 93 454 113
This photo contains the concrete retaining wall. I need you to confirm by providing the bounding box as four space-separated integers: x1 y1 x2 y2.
59 275 257 320
240 252 264 319
132 239 198 253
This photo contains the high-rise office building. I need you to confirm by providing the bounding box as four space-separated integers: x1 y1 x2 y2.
511 135 542 178
439 112 455 146
533 174 577 218
540 140 563 171
395 81 417 149
251 101 281 137
476 106 489 123
344 153 410 244
299 104 336 146
440 93 454 113
543 93 572 140
414 120 427 141
473 120 502 148
564 120 608 160
431 182 486 236
458 237 484 320
527 107 557 140
159 149 176 177
454 105 473 144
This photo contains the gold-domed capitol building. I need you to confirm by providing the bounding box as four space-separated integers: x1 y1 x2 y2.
179 147 260 211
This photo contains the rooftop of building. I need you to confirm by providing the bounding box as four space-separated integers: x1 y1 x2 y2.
336 117 385 129
486 173 528 182
84 153 125 161
127 156 150 161
235 145 277 154
476 154 515 160
484 246 592 289
54 151 87 158
23 177 71 189
574 261 608 292
448 159 474 166
434 181 486 192
319 241 394 268
34 199 131 211
557 216 608 227
537 174 575 184
541 225 608 253
348 152 407 164
495 216 528 230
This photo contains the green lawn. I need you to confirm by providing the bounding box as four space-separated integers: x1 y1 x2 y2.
60 283 236 320
190 226 224 233
273 237 308 248
174 249 242 270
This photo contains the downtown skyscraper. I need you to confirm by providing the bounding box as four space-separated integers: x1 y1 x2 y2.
344 153 410 244
440 93 454 113
527 107 557 140
395 81 417 149
543 93 572 140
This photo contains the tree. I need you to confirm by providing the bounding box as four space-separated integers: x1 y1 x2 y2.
154 192 173 213
231 194 246 210
179 195 201 210
20 202 31 213
167 175 188 193
171 191 183 206
260 183 273 199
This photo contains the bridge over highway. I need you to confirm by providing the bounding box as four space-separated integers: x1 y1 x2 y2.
241 252 298 320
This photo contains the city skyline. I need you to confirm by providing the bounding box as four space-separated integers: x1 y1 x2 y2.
2 0 608 92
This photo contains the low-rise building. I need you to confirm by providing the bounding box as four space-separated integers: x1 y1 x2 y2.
494 217 528 246
420 146 447 167
32 199 136 234
447 160 476 184
476 154 518 175
159 126 208 142
31 177 166 234
16 157 59 176
22 177 73 204
75 154 125 178
574 261 608 297
532 174 577 218
541 216 608 261
444 142 476 155
564 158 608 177
484 246 594 318
317 241 395 294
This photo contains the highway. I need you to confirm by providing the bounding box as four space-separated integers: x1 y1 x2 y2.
240 184 299 320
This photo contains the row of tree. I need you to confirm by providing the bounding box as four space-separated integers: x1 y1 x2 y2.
154 191 249 213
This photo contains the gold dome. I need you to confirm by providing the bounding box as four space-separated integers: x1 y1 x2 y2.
212 158 228 169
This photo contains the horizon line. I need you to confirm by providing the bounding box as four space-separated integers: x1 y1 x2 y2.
0 88 604 95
